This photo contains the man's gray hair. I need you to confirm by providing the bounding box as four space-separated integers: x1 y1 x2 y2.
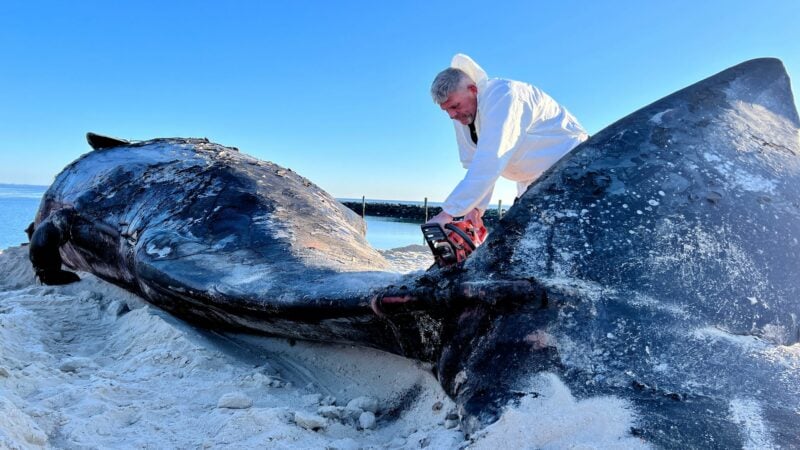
430 68 474 104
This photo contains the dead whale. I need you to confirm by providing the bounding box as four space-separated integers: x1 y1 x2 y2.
30 58 800 447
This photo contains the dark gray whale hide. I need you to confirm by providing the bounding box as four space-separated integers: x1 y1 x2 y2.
30 137 407 349
30 58 800 448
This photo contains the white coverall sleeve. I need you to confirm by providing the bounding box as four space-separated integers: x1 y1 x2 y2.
442 87 530 217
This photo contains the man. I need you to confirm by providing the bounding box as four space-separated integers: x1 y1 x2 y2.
427 54 588 226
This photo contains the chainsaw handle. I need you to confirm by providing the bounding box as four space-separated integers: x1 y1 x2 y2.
444 223 477 251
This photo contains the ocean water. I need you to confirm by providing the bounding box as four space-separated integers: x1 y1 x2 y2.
0 184 423 251
0 184 46 250
362 215 424 250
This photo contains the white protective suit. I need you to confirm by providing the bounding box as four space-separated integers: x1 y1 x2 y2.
442 54 588 217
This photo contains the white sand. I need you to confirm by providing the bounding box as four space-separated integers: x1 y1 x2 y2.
0 245 643 449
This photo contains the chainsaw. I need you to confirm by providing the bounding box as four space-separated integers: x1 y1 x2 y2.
420 219 488 268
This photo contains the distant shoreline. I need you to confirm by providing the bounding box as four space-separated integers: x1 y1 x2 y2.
0 183 49 190
0 185 508 225
341 201 507 226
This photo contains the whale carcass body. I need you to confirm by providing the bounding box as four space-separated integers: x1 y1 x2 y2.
31 58 800 447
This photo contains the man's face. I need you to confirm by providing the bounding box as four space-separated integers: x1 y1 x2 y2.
440 85 478 125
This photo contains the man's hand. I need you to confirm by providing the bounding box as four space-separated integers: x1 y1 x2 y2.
464 208 484 227
427 211 453 226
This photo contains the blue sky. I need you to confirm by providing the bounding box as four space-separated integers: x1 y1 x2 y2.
1 1 798 205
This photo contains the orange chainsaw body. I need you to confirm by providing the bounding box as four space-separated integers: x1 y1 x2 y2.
420 219 487 268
